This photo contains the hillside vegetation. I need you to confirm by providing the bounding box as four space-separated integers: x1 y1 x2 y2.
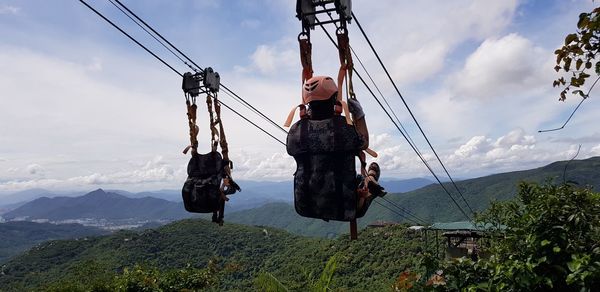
2 181 598 291
0 221 107 263
0 219 426 291
228 157 600 237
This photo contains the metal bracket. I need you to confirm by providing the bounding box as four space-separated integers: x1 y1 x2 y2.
296 0 352 30
182 67 220 97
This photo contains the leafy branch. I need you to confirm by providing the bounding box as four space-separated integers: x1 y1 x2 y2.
554 7 600 101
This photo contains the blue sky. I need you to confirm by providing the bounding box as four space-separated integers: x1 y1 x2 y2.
0 0 598 193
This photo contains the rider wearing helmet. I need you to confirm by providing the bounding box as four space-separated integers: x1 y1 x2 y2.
302 76 386 213
302 76 368 149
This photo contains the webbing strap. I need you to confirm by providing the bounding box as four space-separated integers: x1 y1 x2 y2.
183 99 199 154
213 96 229 169
336 28 352 103
284 104 307 127
213 95 237 203
206 95 219 152
299 37 313 85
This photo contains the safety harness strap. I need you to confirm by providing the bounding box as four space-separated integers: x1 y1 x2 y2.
213 95 230 172
183 98 199 154
299 35 313 85
206 95 219 152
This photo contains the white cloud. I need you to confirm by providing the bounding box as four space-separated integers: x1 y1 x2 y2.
0 5 20 15
2 0 599 194
0 156 180 192
250 44 296 75
590 144 600 156
454 136 492 158
447 128 563 173
448 33 552 100
232 152 295 181
350 0 518 85
26 164 43 175
391 43 448 85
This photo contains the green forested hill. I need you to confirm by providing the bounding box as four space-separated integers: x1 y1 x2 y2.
0 221 107 263
228 157 600 237
0 219 424 291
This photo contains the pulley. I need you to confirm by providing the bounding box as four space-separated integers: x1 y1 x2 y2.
182 67 221 98
296 0 352 31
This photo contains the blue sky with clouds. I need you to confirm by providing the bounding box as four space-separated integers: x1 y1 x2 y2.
0 0 599 194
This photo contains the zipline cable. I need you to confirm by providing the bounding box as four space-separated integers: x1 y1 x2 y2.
317 19 472 221
79 0 286 147
81 0 429 223
324 13 425 160
107 0 198 73
351 12 475 216
79 0 182 77
372 200 421 226
218 100 287 146
539 76 600 133
380 196 428 225
111 0 289 135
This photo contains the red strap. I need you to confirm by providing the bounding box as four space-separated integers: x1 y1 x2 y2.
299 37 313 85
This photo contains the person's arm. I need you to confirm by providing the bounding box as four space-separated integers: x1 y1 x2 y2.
348 98 369 150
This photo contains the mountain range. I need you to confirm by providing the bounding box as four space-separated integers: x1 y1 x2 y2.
3 157 599 239
2 189 189 221
228 157 600 236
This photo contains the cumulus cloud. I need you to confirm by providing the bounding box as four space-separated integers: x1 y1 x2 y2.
2 0 599 194
249 44 296 75
589 144 600 156
447 128 562 173
448 33 552 100
352 0 519 85
0 156 179 192
391 43 448 85
232 151 295 180
361 129 600 179
26 164 44 175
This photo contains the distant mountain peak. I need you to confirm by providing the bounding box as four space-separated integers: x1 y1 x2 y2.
3 188 189 221
81 188 124 200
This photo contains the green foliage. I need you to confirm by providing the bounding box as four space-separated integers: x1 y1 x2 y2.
230 157 600 237
113 263 217 291
0 219 426 291
0 221 106 263
414 182 600 291
255 255 338 292
254 272 289 292
312 254 337 291
41 263 218 292
554 7 600 101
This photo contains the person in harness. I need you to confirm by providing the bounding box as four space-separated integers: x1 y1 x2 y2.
286 75 385 222
180 69 241 226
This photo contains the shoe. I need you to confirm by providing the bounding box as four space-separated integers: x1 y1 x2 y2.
368 180 387 198
367 162 381 180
